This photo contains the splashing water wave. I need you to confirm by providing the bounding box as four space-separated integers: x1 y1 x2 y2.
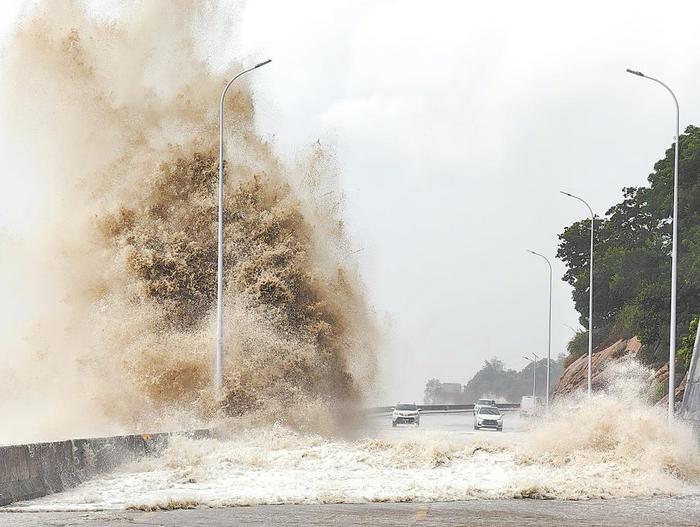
9 360 700 510
0 0 377 444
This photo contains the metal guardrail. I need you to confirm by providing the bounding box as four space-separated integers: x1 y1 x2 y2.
366 403 520 414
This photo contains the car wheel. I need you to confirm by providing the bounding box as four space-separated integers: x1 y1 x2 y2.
474 425 478 430
497 427 503 432
392 422 397 427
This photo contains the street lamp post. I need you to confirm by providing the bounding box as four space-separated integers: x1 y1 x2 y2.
216 59 271 398
532 353 537 398
527 250 552 411
560 191 594 397
524 353 539 398
626 68 680 422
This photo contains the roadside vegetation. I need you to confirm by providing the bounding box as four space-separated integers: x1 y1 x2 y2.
557 125 700 375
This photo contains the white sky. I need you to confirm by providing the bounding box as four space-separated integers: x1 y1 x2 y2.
3 0 700 403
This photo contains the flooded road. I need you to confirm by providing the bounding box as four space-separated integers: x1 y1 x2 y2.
368 410 525 440
3 405 698 519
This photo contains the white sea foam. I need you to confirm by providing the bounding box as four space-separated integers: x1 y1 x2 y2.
12 362 700 511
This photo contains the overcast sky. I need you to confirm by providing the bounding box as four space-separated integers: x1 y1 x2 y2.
3 0 700 403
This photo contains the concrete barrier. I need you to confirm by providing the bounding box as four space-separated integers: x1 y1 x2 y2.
679 321 700 429
0 429 209 507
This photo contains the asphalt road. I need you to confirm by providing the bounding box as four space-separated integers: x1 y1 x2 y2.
2 498 699 526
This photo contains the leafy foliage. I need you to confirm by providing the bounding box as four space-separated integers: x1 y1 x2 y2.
564 330 587 368
557 126 700 369
678 317 698 370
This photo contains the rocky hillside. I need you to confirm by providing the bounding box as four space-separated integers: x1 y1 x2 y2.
555 127 700 408
553 337 687 405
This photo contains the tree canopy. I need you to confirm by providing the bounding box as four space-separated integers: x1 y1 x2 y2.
557 125 700 369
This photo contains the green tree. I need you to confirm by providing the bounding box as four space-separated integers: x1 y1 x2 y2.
564 330 587 368
557 125 700 370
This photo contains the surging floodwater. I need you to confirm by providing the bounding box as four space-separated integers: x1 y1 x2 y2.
8 360 700 510
0 0 376 444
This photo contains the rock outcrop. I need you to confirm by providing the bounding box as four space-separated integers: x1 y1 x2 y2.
553 336 687 405
655 367 687 407
553 337 643 398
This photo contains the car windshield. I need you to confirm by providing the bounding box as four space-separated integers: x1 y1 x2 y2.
396 404 417 411
478 407 500 415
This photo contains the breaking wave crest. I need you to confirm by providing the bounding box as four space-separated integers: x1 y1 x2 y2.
0 0 377 444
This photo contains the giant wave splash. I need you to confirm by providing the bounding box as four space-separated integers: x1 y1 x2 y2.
9 360 700 509
0 0 377 444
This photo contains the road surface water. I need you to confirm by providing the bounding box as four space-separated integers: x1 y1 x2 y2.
2 408 699 525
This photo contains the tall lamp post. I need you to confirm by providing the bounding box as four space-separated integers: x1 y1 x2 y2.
216 59 271 397
524 353 539 398
626 68 680 422
527 250 552 411
560 191 594 397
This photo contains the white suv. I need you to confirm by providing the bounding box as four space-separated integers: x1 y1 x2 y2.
474 406 503 431
392 403 421 427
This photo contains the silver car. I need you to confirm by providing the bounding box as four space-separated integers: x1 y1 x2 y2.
392 403 421 427
474 406 503 431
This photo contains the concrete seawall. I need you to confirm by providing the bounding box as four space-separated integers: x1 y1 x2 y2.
0 430 208 507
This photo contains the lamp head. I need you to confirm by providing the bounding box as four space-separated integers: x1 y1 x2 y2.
255 59 272 68
626 68 644 77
